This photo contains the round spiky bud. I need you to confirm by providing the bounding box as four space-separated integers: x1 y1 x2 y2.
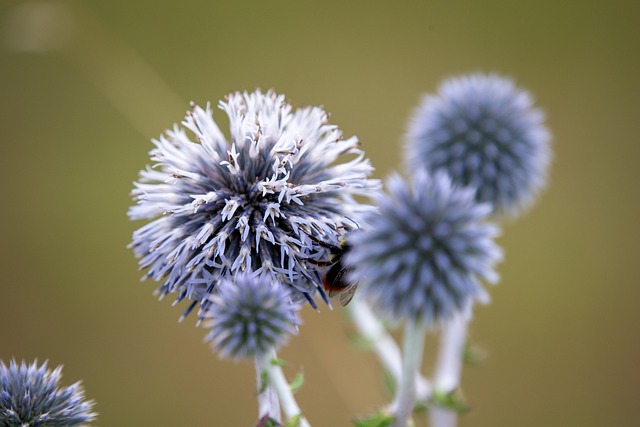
405 73 551 215
0 359 96 426
202 274 301 360
346 171 502 327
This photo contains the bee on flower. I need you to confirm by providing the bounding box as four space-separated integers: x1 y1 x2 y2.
129 90 379 318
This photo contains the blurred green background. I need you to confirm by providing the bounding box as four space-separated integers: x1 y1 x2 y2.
1 1 639 426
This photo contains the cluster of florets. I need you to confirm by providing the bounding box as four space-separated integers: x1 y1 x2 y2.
128 76 550 353
0 359 96 427
347 73 550 325
202 273 301 360
346 171 503 326
129 89 379 317
405 73 551 215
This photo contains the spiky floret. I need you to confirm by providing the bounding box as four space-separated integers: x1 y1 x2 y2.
346 171 503 327
406 73 551 215
202 273 301 360
0 359 96 426
129 90 378 317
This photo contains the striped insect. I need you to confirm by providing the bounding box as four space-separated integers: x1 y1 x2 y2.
302 232 358 306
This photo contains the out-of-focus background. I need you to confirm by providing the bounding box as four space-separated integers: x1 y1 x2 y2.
1 1 638 426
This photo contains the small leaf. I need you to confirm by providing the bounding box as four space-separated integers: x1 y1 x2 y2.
430 388 470 413
256 415 281 427
270 357 288 368
413 398 428 413
463 341 487 366
353 410 395 427
349 334 375 351
285 414 302 427
382 370 396 397
289 370 304 394
258 369 269 394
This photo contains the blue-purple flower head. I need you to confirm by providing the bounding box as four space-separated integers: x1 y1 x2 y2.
129 90 379 317
203 273 301 360
0 359 96 426
405 73 551 216
346 171 503 327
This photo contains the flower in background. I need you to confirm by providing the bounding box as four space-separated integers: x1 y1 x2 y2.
346 171 502 327
0 359 96 426
405 73 551 215
129 90 378 317
202 273 301 360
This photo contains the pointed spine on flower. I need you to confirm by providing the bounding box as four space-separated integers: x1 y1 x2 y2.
202 273 301 360
346 171 502 327
128 90 379 318
0 359 96 427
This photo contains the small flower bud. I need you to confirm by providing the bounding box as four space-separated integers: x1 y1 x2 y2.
202 274 301 360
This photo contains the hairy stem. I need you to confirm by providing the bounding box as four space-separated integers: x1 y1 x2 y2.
256 357 281 423
392 318 426 427
429 310 469 427
349 298 432 400
260 349 311 427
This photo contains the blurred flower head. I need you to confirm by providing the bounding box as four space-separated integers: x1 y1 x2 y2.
346 171 502 327
0 359 96 427
202 273 301 360
405 73 551 216
129 90 379 317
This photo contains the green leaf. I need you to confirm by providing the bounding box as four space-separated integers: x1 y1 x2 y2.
382 370 396 397
270 357 288 368
349 334 375 351
256 415 281 427
289 370 304 394
463 341 487 366
353 410 395 427
285 414 302 427
264 418 281 427
430 388 470 413
258 369 269 394
413 398 428 413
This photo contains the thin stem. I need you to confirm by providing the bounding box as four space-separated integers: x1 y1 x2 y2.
429 309 470 427
429 407 457 427
348 298 432 400
432 311 468 392
255 357 281 423
260 349 311 427
392 318 426 427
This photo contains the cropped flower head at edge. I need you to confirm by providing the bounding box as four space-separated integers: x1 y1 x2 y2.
346 171 503 328
405 73 551 216
0 359 96 427
202 273 301 360
129 89 380 319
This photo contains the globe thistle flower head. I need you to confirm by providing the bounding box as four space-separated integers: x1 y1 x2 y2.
405 73 551 216
0 359 96 427
346 171 503 328
129 89 379 318
202 273 301 360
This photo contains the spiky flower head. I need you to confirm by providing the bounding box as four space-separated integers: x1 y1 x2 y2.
0 359 96 427
346 171 503 327
129 90 378 317
203 273 301 360
405 73 551 216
